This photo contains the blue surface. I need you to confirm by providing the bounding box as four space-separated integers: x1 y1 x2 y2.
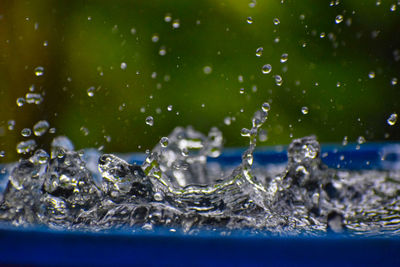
1 143 400 266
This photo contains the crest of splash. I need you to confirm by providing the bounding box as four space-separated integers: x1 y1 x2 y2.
1 103 400 236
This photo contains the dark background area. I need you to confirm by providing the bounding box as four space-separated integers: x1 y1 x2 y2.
1 0 400 162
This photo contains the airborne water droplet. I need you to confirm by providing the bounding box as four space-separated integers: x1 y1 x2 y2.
335 15 343 24
160 137 169 147
172 19 180 29
301 106 309 114
203 66 212 74
256 47 263 57
357 136 366 144
262 64 272 74
262 102 271 112
273 18 280 25
146 116 154 126
387 113 398 126
246 17 254 24
87 86 95 97
21 128 32 137
34 66 44 76
16 139 36 154
280 53 288 63
164 13 172 23
120 62 127 70
368 71 375 79
16 97 26 107
33 120 50 136
275 75 283 86
151 34 159 43
391 77 398 85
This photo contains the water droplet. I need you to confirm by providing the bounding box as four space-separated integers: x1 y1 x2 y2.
120 62 127 70
154 192 164 201
164 13 172 23
25 93 43 104
151 34 159 43
130 28 136 35
16 139 36 154
320 32 326 38
391 77 398 85
335 15 343 24
172 19 180 29
34 66 44 76
258 129 268 142
387 113 398 126
80 126 90 136
368 71 375 79
43 40 48 46
273 18 280 25
280 53 288 63
357 136 366 144
16 97 26 107
203 66 212 74
301 106 309 114
249 0 256 8
262 102 271 112
0 151 5 158
224 116 231 125
33 120 50 136
159 46 167 56
390 4 397 11
262 64 272 74
238 75 244 83
146 116 154 126
241 128 251 137
30 149 49 165
87 86 95 97
7 120 15 131
160 137 169 147
256 47 263 57
239 88 245 94
342 136 348 146
21 128 32 137
246 17 253 24
167 105 173 111
275 75 283 86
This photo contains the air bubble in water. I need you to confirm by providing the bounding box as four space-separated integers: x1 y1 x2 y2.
87 86 95 97
203 66 212 74
160 137 169 147
120 62 127 70
262 64 272 74
301 106 309 114
391 77 398 85
16 97 26 107
33 120 50 136
16 139 36 154
335 15 343 24
368 71 375 79
34 66 44 76
146 116 154 126
246 17 253 24
273 18 280 25
21 128 32 137
280 53 288 63
256 47 263 57
164 13 172 23
172 19 180 29
387 113 398 126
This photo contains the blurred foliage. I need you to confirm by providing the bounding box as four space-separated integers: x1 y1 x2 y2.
1 0 400 162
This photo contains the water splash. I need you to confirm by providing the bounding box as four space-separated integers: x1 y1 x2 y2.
1 103 400 236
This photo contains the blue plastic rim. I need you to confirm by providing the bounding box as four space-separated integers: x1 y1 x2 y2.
1 143 400 266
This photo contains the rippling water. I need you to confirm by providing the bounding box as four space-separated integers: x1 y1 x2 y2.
1 104 400 236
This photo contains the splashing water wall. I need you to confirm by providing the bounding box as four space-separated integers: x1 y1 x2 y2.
1 0 400 238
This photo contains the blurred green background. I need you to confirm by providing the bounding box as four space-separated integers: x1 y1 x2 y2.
1 0 400 162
